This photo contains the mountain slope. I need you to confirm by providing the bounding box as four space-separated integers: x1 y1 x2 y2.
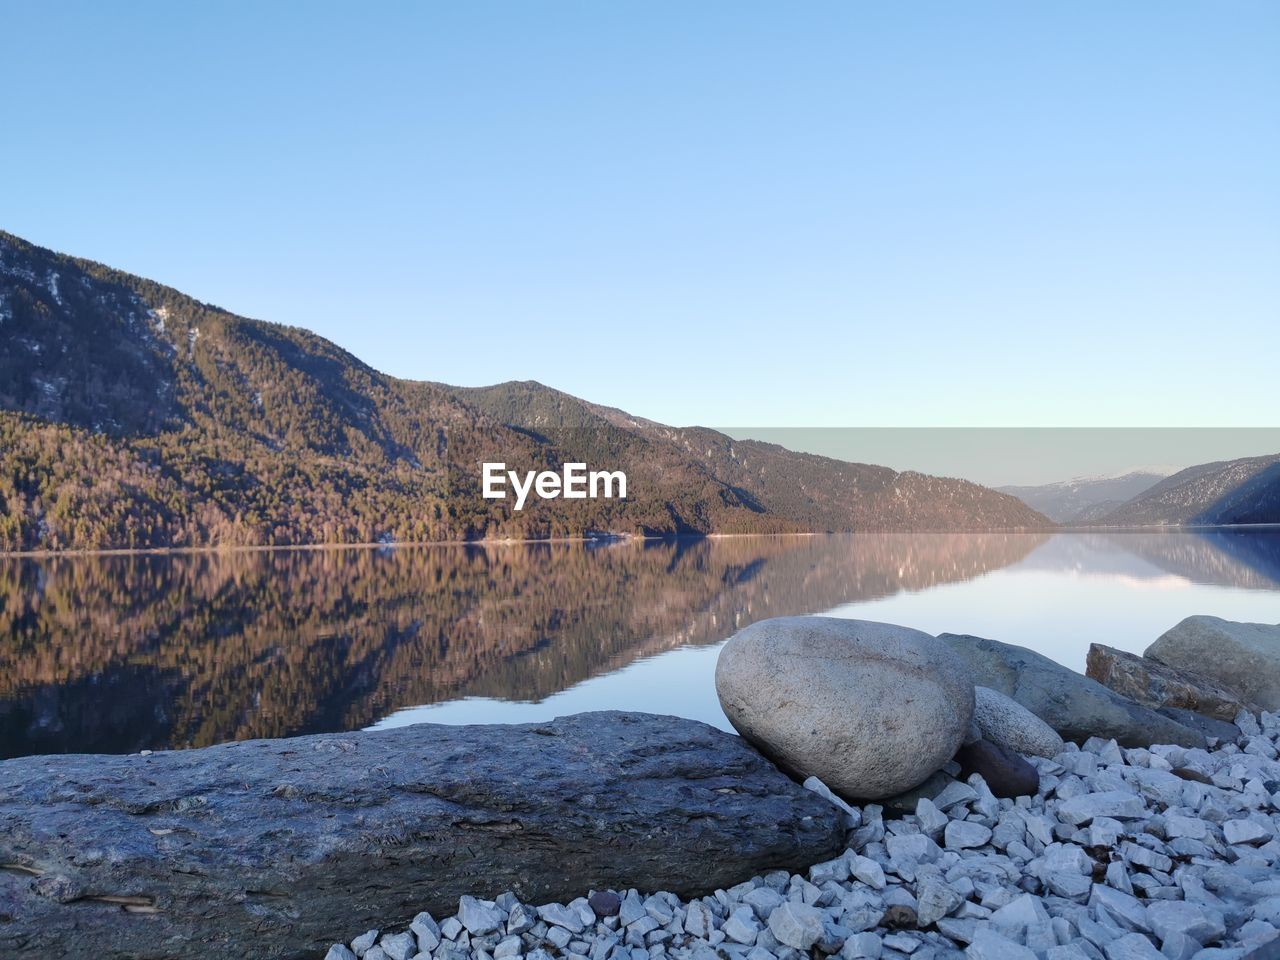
456 382 1049 533
998 471 1169 524
1098 453 1280 526
0 230 1048 551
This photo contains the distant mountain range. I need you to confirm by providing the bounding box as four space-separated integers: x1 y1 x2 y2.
1096 454 1280 526
0 230 1047 551
998 471 1170 524
1001 458 1280 527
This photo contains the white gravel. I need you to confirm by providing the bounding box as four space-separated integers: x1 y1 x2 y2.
327 710 1280 960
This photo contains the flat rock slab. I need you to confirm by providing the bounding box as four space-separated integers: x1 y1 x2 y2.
0 711 845 960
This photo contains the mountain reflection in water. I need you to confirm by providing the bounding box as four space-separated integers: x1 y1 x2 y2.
2 530 1278 758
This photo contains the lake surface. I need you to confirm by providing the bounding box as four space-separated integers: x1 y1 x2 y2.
1 531 1277 759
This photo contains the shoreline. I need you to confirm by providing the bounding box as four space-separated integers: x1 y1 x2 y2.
0 530 812 560
2 523 1275 560
8 706 1272 958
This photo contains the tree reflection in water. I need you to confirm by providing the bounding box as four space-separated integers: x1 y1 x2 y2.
2 529 1276 759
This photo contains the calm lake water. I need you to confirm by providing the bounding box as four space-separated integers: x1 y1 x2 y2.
1 531 1278 759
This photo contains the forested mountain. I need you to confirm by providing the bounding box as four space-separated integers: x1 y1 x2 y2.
0 230 1047 551
1097 453 1280 526
998 471 1168 524
456 382 1049 533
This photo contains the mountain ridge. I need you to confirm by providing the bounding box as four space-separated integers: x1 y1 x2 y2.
998 471 1170 524
1 229 1050 550
1096 453 1280 526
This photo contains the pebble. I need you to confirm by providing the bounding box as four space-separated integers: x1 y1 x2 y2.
767 901 825 949
1058 790 1149 825
458 897 505 936
588 890 621 918
914 875 962 926
1223 819 1272 846
850 855 886 890
538 902 587 933
934 780 978 810
504 902 535 935
1164 814 1208 839
723 906 760 944
967 927 1037 960
989 893 1050 931
378 932 416 960
944 819 992 850
683 901 716 939
1146 900 1226 945
841 931 882 958
323 711 1280 960
914 797 950 839
351 930 378 956
1103 932 1165 960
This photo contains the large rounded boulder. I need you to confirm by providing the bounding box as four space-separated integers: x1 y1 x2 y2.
714 617 975 800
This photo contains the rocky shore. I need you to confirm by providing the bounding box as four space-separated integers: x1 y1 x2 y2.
323 711 1280 960
321 616 1280 960
2 613 1277 960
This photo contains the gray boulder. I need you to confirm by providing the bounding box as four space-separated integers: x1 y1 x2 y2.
938 633 1205 748
1146 616 1280 712
0 711 845 960
1155 706 1242 745
973 685 1065 758
715 617 975 800
1086 642 1248 720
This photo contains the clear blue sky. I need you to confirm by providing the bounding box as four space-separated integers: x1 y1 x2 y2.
2 2 1276 429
